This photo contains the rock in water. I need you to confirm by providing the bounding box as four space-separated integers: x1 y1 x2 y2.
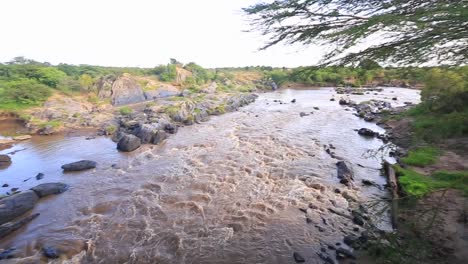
293 252 305 263
117 134 141 152
0 155 12 169
36 173 45 180
291 99 296 103
0 248 17 260
13 135 32 141
336 161 354 186
0 191 39 225
358 128 377 137
0 213 40 239
61 160 97 172
42 246 59 259
30 183 69 198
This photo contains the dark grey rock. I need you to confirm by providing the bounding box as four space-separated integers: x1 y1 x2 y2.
0 248 16 260
358 128 377 137
336 161 354 186
42 246 59 259
291 99 296 103
0 213 39 239
299 112 309 117
61 160 97 172
117 134 141 152
36 173 44 180
0 191 39 225
30 183 68 198
164 123 178 134
293 252 305 263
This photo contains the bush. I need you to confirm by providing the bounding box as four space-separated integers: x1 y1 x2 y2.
0 79 51 106
119 106 133 115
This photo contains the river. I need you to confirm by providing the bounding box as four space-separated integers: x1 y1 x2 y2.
0 87 420 263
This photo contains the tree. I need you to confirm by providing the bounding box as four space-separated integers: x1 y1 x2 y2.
36 67 67 87
243 0 468 66
79 74 94 91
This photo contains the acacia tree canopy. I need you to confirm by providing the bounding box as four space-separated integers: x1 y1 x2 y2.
243 0 468 66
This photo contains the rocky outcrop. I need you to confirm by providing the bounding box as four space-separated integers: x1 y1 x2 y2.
117 134 141 152
0 191 39 225
109 75 146 106
133 124 167 144
0 155 12 169
61 160 97 172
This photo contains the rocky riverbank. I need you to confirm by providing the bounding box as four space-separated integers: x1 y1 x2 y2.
337 88 468 264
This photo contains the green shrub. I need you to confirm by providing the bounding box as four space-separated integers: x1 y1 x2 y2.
0 79 51 107
119 106 133 115
401 146 440 167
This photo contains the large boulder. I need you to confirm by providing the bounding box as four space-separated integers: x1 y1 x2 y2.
336 161 354 186
133 124 168 144
96 74 146 106
30 183 69 198
0 191 39 225
0 155 12 169
117 134 141 152
61 160 97 172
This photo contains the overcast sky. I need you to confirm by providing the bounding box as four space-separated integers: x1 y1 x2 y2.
0 0 326 68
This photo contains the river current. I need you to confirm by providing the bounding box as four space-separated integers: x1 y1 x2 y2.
0 88 420 263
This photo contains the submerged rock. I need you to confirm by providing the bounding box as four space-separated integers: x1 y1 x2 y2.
61 160 97 172
0 191 39 225
30 183 68 198
117 134 141 152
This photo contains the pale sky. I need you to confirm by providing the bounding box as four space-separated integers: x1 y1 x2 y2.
0 0 325 68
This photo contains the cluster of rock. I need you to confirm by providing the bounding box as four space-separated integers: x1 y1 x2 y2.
112 93 258 152
0 183 68 239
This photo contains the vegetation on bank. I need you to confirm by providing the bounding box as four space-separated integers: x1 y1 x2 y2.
401 147 441 167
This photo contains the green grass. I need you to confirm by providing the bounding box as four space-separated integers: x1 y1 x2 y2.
401 146 440 167
119 106 133 116
39 120 63 129
0 101 37 112
404 104 468 142
394 165 468 197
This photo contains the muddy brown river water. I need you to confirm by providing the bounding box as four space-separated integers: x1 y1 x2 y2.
0 88 420 263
